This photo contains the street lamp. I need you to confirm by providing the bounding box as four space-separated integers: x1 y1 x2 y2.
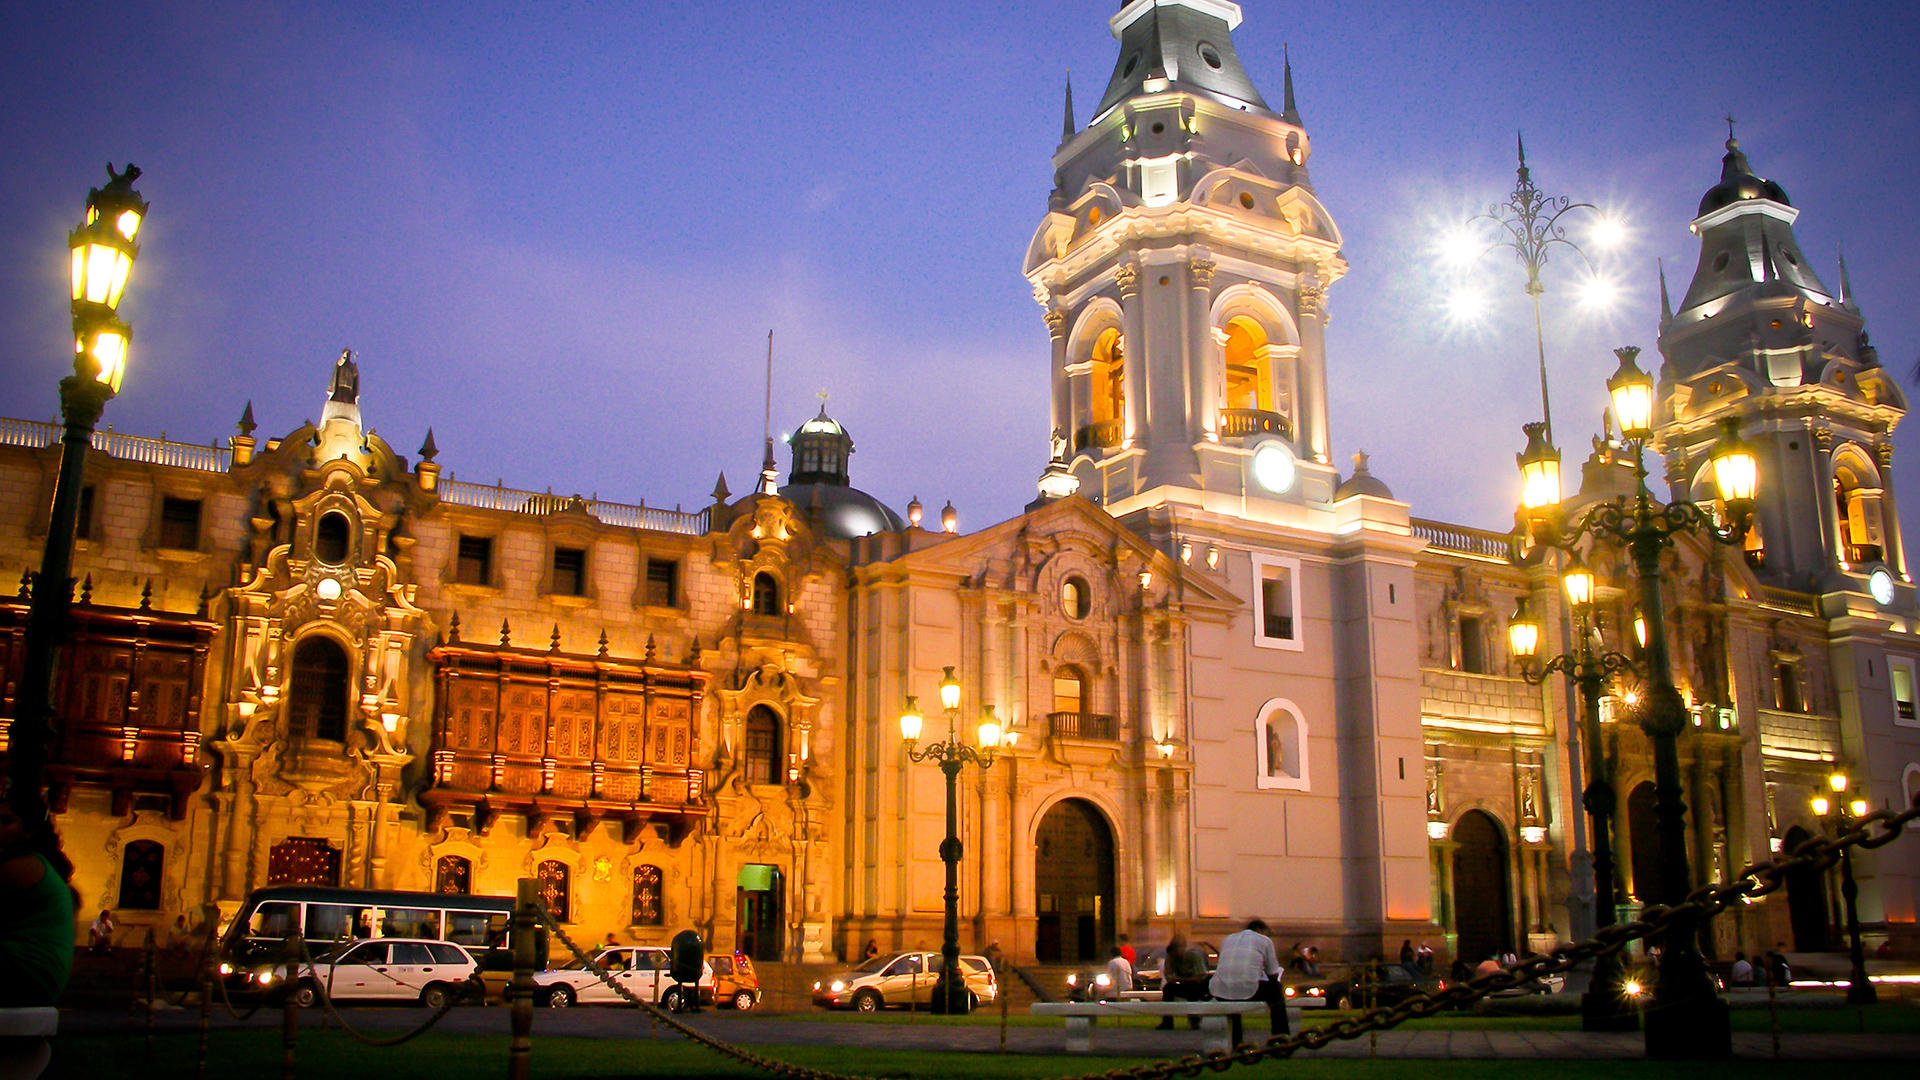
900 666 1002 1014
1508 588 1639 1032
1516 345 1755 1059
1455 134 1616 444
1811 773 1876 1005
8 164 148 832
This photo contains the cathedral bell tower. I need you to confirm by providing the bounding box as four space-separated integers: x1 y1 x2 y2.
1654 130 1911 605
1024 0 1345 516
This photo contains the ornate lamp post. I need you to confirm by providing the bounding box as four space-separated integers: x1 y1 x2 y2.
8 164 148 830
1811 773 1876 1005
1517 345 1755 1059
1508 585 1638 1032
899 667 1002 1014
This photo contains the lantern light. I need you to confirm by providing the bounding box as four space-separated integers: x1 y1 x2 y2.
74 318 130 393
1633 608 1647 649
938 666 962 712
1709 417 1759 508
1516 421 1562 519
898 696 924 743
1828 772 1849 793
68 163 147 316
1562 555 1597 610
1507 598 1541 659
1812 795 1831 816
977 706 1002 749
1606 346 1655 439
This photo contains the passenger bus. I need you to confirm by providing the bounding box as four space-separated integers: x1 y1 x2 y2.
220 886 518 969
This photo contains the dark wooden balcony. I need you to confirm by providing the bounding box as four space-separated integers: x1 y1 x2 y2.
1074 420 1123 452
1218 408 1291 441
1047 711 1117 740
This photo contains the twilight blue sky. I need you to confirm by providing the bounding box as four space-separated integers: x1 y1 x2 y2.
3 1 1916 534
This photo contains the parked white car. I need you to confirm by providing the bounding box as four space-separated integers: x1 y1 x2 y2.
811 951 998 1011
245 937 479 1008
532 945 716 1009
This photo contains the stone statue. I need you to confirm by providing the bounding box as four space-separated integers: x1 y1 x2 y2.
1049 428 1068 463
329 348 360 405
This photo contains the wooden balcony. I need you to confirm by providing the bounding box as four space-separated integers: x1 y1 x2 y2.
1218 408 1291 441
1047 711 1117 740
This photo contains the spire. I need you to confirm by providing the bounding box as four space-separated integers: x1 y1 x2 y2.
1093 0 1269 116
711 471 731 503
1516 130 1531 184
1280 45 1301 126
1720 113 1753 183
418 427 438 463
1658 258 1673 322
237 401 257 436
1837 243 1855 306
1061 71 1075 143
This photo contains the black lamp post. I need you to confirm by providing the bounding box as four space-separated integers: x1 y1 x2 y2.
899 667 1002 1015
1517 345 1754 1059
1508 588 1638 1031
1812 774 1876 1005
7 164 147 831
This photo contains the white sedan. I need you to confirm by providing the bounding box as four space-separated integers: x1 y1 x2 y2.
532 946 715 1009
247 938 479 1009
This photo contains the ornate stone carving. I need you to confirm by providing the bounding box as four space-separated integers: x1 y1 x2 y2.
1114 263 1139 295
1189 258 1216 288
1043 307 1068 335
1297 280 1325 319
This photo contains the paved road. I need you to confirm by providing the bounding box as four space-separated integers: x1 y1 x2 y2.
63 1003 1920 1061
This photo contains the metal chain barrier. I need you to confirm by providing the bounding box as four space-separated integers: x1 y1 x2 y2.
517 798 1917 1080
290 935 468 1047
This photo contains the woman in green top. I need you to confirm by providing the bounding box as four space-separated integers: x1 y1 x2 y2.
0 798 78 1007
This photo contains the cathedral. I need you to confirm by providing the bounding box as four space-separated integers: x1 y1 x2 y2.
2 0 1917 972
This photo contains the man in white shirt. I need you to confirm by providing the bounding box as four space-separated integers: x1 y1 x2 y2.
1210 918 1285 1044
1102 946 1133 999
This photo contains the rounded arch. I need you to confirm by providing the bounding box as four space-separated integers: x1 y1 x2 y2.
1065 298 1125 362
1030 796 1118 963
287 634 352 742
1625 780 1661 903
743 703 785 785
1208 283 1300 347
1832 442 1888 565
1832 442 1884 490
751 570 782 616
1253 697 1308 791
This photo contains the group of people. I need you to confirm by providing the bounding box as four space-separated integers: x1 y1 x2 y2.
1097 923 1290 1046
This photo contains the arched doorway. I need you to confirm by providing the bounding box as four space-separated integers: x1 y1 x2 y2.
1782 826 1831 951
1626 781 1662 903
1034 799 1114 963
1450 810 1511 965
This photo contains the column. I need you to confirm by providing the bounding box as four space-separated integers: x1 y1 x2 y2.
1813 425 1841 567
1875 443 1908 576
1116 262 1146 448
1295 268 1331 464
1045 305 1071 452
1188 257 1218 445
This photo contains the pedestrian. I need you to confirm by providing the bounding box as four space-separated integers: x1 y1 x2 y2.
1729 951 1754 986
1398 939 1415 965
1118 933 1136 967
1103 945 1133 999
863 939 879 961
983 940 1003 972
1415 942 1434 974
1155 931 1208 1031
87 909 115 954
1286 942 1308 972
165 914 191 957
1302 945 1322 977
1764 944 1790 988
0 797 79 1006
603 932 618 948
1209 918 1287 1046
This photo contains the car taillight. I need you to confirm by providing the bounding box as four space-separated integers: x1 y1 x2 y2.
1284 986 1296 998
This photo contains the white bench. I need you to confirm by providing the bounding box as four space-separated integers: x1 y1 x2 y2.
1031 1000 1294 1054
0 1007 58 1080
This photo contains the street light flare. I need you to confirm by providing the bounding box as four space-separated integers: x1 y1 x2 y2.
1575 275 1622 312
1591 216 1627 250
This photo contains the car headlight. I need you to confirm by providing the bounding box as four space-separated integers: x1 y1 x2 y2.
812 982 821 991
829 980 846 993
1284 986 1296 997
1065 974 1078 987
1095 974 1110 988
218 963 233 976
257 970 275 985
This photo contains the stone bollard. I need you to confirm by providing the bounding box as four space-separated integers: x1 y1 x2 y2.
508 879 538 1080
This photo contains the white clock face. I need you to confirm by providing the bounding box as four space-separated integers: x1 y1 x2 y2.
1251 442 1296 494
1869 568 1895 606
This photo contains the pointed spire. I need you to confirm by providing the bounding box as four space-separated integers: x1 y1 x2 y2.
1720 113 1753 181
19 567 32 601
140 579 153 610
711 472 731 503
448 610 461 643
550 624 561 653
597 629 609 658
1280 45 1301 126
1515 130 1531 184
197 584 210 617
82 574 95 605
1658 258 1673 322
418 427 438 463
1061 71 1075 144
645 633 657 663
237 401 257 436
1837 243 1855 306
499 618 511 647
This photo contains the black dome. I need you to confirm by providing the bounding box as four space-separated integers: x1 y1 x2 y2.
779 482 907 539
1698 139 1790 216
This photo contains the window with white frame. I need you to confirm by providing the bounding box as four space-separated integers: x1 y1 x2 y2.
1891 656 1918 727
1250 552 1303 651
1254 698 1308 791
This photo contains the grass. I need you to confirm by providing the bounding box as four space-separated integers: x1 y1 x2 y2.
43 1029 1918 1080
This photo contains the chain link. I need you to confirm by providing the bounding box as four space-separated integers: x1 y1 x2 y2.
519 800 1917 1080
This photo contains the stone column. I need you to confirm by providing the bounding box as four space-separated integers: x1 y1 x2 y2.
1116 262 1146 449
1814 424 1842 568
1188 257 1218 445
1296 268 1331 464
1875 442 1908 576
1045 305 1071 452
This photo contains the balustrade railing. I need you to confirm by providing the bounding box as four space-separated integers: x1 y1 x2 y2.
436 479 708 535
0 417 229 472
1047 711 1117 740
1411 518 1521 562
1217 408 1291 441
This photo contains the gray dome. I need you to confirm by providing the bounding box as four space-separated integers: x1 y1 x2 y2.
1698 138 1790 217
780 482 907 539
1334 451 1393 500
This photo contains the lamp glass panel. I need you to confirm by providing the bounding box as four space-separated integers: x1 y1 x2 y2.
1610 380 1653 435
1712 446 1759 502
1562 566 1595 608
1520 456 1561 510
977 718 1001 748
116 208 141 240
83 328 128 392
898 709 923 742
939 680 961 712
1508 618 1539 658
1812 796 1830 816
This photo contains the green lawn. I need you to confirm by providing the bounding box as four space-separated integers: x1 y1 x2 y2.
49 1022 1918 1080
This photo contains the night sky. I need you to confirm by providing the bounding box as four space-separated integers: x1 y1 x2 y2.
3 1 1916 536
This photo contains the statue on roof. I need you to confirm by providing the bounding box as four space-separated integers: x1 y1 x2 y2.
330 348 360 404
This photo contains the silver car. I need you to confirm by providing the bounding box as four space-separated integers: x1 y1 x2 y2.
812 951 998 1011
246 938 478 1009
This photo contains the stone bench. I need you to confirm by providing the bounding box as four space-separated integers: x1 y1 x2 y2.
1031 1000 1295 1054
0 1007 58 1080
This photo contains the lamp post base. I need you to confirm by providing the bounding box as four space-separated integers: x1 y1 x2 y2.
1643 989 1730 1059
1845 978 1877 1007
1578 954 1639 1032
928 970 971 1015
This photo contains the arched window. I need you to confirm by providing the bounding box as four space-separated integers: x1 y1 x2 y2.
1052 665 1086 716
743 705 783 785
536 860 571 923
1090 328 1125 429
288 637 351 741
435 855 472 895
118 839 164 910
1833 452 1886 565
632 864 664 926
1222 316 1274 413
1061 576 1090 619
315 512 352 564
1254 699 1308 790
751 572 781 616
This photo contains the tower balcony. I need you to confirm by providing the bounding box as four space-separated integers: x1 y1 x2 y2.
1218 408 1291 441
1074 420 1123 452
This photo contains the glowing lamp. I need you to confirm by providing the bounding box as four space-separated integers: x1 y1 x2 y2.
1606 346 1655 439
1426 820 1449 840
938 666 961 712
1850 799 1868 818
1812 795 1831 816
1515 422 1561 519
898 696 923 743
1709 418 1759 508
1633 609 1647 649
1507 598 1541 660
74 318 130 393
69 166 145 312
1591 217 1626 250
1561 555 1596 610
976 706 1001 749
1828 772 1849 793
380 712 400 733
1520 825 1548 845
940 500 958 534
